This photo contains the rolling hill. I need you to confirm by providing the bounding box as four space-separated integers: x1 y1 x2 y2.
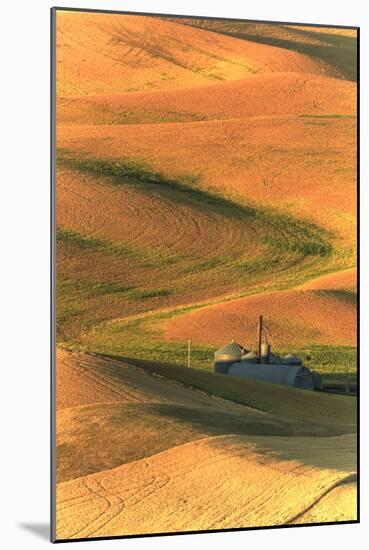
57 433 356 538
56 12 334 96
57 72 355 125
174 19 357 81
55 348 357 539
57 114 356 247
56 11 357 379
54 11 357 538
164 284 357 349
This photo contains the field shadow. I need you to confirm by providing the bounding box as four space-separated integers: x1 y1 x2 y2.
178 21 357 81
18 522 49 541
57 400 356 483
219 433 358 474
225 30 356 81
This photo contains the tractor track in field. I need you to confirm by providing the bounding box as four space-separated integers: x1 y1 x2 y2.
57 167 263 261
57 160 330 290
56 433 356 538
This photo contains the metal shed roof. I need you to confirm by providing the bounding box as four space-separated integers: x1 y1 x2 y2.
282 353 302 365
241 350 258 362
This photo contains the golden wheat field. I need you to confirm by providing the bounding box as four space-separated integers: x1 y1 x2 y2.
55 349 357 539
54 8 358 540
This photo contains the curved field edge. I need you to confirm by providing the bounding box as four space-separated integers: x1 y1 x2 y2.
57 399 355 484
68 316 356 388
54 15 358 539
290 481 357 524
55 153 353 363
56 434 357 539
56 13 337 97
65 267 356 385
55 154 338 320
56 154 332 256
173 20 357 81
56 72 356 126
95 353 356 426
164 287 357 348
57 116 357 251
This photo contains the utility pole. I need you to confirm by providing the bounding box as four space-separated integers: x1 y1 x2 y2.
258 315 263 363
187 339 191 368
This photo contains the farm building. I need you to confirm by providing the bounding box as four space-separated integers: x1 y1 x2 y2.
227 362 317 390
213 341 244 374
213 316 322 390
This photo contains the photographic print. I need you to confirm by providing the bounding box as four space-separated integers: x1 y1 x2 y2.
51 7 358 542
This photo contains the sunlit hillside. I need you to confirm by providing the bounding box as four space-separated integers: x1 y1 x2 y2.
55 349 356 539
56 12 338 96
54 11 357 539
56 12 357 380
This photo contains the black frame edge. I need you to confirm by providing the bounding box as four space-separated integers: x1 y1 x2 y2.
50 5 57 544
356 25 360 525
54 520 359 544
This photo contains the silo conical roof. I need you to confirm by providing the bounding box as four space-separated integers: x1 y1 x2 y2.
234 342 247 353
214 340 243 361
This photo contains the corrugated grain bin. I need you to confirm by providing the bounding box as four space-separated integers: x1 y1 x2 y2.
260 343 271 364
213 341 243 374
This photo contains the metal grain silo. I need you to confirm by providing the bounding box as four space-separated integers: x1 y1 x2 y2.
260 343 271 364
213 340 243 374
